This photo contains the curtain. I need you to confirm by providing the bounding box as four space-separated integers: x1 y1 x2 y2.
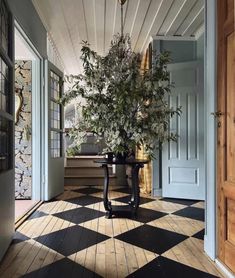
136 146 152 194
136 43 153 195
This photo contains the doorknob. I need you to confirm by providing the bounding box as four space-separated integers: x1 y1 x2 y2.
211 111 224 118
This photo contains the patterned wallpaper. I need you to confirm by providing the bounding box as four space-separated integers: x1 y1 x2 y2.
15 61 32 199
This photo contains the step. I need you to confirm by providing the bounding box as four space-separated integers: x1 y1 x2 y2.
66 155 105 167
65 166 113 176
64 175 117 186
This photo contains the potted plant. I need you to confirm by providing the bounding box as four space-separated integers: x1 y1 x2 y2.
62 34 181 160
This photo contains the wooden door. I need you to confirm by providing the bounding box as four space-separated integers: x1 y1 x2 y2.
217 0 235 273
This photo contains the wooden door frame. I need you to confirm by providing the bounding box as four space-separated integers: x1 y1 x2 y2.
215 0 235 275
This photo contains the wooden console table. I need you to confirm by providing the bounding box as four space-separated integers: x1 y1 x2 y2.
94 158 148 218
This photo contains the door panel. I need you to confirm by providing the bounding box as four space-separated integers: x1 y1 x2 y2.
45 61 64 200
217 0 235 273
0 0 14 260
162 61 205 200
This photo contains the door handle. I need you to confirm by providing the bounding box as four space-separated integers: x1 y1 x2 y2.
211 111 224 118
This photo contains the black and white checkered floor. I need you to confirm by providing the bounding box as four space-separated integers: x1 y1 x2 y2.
0 186 223 278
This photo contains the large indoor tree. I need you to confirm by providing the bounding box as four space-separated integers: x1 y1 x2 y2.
62 34 181 159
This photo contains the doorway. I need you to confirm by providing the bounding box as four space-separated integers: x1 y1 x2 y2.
14 24 42 222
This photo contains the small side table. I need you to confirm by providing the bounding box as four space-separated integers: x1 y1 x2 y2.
94 158 148 218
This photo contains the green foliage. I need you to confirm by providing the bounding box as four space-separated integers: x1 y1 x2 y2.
62 34 181 159
66 145 81 157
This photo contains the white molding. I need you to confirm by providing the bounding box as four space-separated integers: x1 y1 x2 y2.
204 0 217 260
15 21 41 59
14 21 43 202
44 60 49 201
215 260 235 278
204 235 215 260
152 188 162 197
151 35 196 41
194 24 205 40
47 34 65 72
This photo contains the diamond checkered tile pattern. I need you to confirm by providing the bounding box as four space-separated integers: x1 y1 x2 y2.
2 186 221 278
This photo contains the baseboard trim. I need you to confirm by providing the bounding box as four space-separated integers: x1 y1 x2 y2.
215 259 235 278
204 235 216 261
152 188 162 197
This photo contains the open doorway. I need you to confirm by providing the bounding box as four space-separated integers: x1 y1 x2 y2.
14 25 42 222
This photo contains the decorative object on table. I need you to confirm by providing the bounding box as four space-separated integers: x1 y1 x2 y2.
61 0 181 161
15 88 23 124
94 158 148 218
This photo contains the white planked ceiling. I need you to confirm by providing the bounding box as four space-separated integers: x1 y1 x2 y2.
32 0 205 74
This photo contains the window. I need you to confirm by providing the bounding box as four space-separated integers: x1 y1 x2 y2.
50 71 62 158
0 117 11 171
0 0 12 172
0 58 9 112
0 0 9 54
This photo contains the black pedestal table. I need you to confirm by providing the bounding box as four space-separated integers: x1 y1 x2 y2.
94 159 148 218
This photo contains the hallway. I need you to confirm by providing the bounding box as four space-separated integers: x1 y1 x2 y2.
0 186 223 277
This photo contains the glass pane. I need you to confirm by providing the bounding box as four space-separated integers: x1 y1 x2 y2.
50 100 61 129
0 60 9 112
1 1 9 54
0 117 10 171
50 130 62 158
50 70 61 101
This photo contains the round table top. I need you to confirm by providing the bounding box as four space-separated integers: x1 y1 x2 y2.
94 158 149 165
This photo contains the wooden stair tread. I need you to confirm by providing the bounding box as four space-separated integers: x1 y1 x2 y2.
66 155 105 159
65 166 112 169
65 175 116 179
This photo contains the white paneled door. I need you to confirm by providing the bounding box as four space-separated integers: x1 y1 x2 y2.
162 61 205 200
44 61 64 200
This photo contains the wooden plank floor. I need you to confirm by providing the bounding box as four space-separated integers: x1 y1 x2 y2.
0 186 226 278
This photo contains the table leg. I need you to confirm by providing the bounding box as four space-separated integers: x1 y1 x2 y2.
102 164 112 218
130 164 142 214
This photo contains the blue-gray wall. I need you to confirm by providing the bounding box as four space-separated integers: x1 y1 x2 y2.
153 40 197 63
153 36 204 64
7 0 47 58
197 34 204 60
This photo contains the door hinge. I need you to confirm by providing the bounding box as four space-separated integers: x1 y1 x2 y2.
211 111 224 118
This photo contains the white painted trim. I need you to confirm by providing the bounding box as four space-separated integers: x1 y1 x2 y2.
47 34 65 72
31 59 42 200
152 189 162 197
215 260 235 278
204 0 217 260
15 21 42 59
151 35 196 41
14 21 43 201
44 59 49 201
194 24 205 40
